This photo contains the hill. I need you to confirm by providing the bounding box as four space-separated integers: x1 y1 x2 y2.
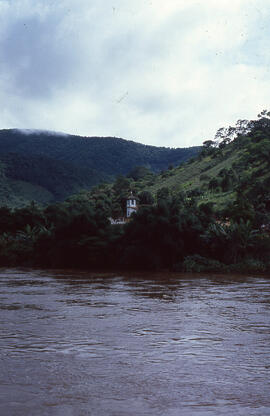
0 129 200 206
142 115 270 214
0 113 269 273
85 112 270 220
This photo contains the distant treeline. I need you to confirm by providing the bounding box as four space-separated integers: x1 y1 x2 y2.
0 189 269 273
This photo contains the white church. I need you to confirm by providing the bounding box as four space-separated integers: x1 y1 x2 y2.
109 192 138 224
126 192 138 217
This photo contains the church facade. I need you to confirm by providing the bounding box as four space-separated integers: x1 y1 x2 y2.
109 192 138 224
126 192 138 217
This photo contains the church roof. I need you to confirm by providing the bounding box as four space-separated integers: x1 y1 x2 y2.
126 192 138 200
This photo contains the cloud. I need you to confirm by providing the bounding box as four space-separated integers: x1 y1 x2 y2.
0 0 269 147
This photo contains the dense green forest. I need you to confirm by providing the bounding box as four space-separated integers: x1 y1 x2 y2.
0 129 200 206
0 112 269 273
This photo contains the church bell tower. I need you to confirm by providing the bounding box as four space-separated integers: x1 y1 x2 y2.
126 192 138 218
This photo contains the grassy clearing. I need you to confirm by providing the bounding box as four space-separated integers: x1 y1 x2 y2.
139 146 242 210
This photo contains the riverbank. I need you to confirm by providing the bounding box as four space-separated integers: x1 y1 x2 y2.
1 263 269 280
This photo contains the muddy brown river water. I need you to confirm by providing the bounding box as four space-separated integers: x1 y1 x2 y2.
0 269 269 415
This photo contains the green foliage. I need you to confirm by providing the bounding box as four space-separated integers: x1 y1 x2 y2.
0 112 269 273
112 176 132 214
157 187 170 202
0 129 200 207
138 191 154 205
0 152 105 201
202 220 270 264
127 166 152 181
229 259 268 273
182 255 226 273
208 178 219 191
116 197 216 270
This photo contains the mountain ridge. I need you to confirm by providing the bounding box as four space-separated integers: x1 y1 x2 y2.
0 128 200 206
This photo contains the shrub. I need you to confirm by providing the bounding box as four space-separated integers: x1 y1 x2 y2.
200 174 210 181
229 258 267 273
182 255 226 273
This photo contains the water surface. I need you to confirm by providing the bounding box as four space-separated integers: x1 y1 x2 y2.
0 269 269 415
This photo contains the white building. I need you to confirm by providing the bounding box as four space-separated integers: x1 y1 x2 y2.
126 192 138 218
109 217 126 225
109 192 138 224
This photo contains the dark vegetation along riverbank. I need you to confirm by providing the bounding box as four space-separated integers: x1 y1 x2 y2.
0 112 270 273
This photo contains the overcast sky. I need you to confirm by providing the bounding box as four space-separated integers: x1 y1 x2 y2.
0 0 269 147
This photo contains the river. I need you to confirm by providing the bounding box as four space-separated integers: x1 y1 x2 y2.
0 269 269 415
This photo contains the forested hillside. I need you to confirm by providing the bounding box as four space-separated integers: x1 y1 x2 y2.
0 112 269 273
0 130 200 174
0 153 106 206
0 129 200 206
96 112 270 216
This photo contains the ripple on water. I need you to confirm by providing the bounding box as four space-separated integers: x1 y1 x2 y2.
0 270 269 416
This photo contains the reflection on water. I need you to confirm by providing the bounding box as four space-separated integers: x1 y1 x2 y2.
0 269 270 416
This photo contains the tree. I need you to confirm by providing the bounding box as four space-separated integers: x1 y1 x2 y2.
157 187 170 202
203 140 215 148
111 203 123 219
138 191 154 205
112 175 131 194
208 178 219 191
127 166 152 181
0 206 14 233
